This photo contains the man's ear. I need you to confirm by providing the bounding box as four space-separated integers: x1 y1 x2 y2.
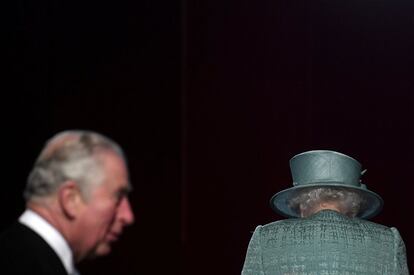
57 181 84 219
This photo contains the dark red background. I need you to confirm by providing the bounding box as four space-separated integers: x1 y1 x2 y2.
2 0 414 274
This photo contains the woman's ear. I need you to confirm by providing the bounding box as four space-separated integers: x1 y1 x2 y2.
57 180 84 219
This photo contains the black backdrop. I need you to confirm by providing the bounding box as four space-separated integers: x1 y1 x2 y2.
3 0 414 274
2 0 181 274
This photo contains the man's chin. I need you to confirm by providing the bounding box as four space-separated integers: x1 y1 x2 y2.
92 243 112 258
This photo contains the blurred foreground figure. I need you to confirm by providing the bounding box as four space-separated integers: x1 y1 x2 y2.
0 130 134 275
242 150 409 275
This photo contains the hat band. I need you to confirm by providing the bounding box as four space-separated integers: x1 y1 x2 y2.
293 180 362 187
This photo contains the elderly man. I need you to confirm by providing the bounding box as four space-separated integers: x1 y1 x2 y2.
0 130 134 274
242 150 409 275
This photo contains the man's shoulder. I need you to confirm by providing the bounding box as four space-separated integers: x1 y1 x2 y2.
0 222 49 253
0 222 68 275
0 222 33 243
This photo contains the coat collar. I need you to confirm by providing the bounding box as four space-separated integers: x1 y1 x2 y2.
306 209 350 221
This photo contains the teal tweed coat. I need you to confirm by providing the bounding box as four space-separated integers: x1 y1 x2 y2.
242 210 409 275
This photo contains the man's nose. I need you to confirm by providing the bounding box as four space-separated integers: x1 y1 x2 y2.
117 197 135 225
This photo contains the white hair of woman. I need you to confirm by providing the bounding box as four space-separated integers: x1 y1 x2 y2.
288 187 365 218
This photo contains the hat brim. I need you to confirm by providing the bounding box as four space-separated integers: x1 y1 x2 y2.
269 183 384 219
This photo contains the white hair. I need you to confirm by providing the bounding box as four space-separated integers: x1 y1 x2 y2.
24 130 125 202
288 187 364 218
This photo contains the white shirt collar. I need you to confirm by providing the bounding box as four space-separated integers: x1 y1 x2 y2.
19 209 79 275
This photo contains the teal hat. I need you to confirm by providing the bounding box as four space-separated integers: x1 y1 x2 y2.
270 150 383 219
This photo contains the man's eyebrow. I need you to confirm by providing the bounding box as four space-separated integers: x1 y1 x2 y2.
118 185 133 196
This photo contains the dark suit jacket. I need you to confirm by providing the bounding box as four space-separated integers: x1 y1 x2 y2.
0 222 68 275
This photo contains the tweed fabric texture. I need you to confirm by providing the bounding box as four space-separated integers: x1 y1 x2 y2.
242 210 409 275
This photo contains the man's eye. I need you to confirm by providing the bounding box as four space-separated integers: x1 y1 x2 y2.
115 190 128 204
115 193 123 203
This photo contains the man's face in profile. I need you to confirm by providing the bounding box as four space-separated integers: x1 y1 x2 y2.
75 151 134 261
